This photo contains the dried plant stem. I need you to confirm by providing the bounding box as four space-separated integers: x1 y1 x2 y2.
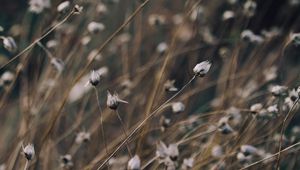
94 87 109 169
275 97 299 170
241 141 300 170
36 42 54 59
141 156 158 170
0 9 75 71
97 75 196 169
115 109 132 158
24 160 28 170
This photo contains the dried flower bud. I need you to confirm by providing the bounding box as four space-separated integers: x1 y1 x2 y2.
60 154 73 168
181 157 194 169
263 66 277 81
50 58 65 73
29 0 51 13
250 103 263 114
267 104 278 114
241 30 264 44
23 144 35 161
0 71 15 86
96 3 108 15
89 70 101 86
270 85 288 97
218 121 234 135
211 145 223 158
167 144 179 161
107 91 128 110
1 36 17 52
243 0 257 17
74 4 83 14
57 1 70 12
160 116 171 132
156 141 169 159
156 42 168 54
164 80 178 92
87 22 105 34
75 131 91 144
171 102 185 113
240 145 258 156
46 39 58 49
237 152 252 164
193 60 212 77
148 14 166 26
222 10 235 21
128 155 141 170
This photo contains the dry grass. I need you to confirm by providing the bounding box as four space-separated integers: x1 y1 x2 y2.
0 0 300 170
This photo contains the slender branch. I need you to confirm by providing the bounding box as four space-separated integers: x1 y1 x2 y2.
115 109 132 157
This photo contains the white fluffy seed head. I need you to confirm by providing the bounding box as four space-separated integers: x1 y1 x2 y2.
193 60 212 77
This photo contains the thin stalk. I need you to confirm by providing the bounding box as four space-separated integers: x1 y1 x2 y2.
115 109 132 158
24 160 28 170
241 141 300 170
94 87 109 169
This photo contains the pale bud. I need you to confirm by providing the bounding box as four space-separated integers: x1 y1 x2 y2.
193 60 212 77
89 70 101 86
57 1 70 12
23 144 35 161
128 155 141 170
106 91 128 110
1 36 17 52
87 22 105 34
